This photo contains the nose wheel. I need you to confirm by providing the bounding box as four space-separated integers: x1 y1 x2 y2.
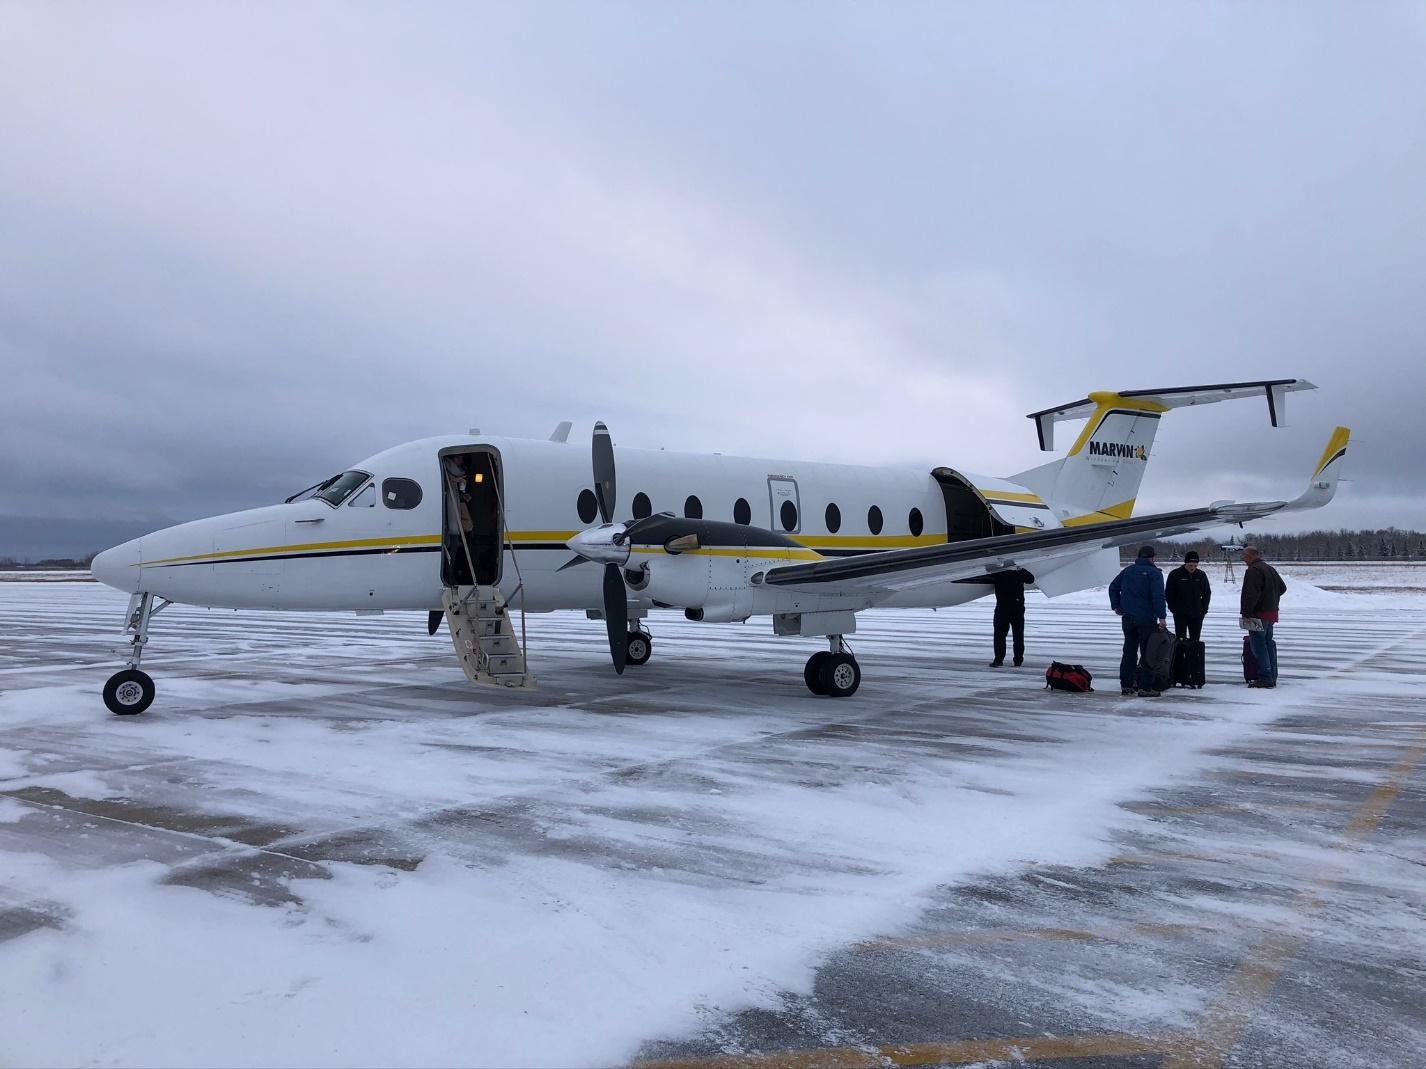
625 629 653 667
104 669 155 716
102 592 170 716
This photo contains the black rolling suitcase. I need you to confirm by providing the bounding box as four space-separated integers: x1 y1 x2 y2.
1172 639 1206 689
1242 635 1260 683
1143 630 1177 692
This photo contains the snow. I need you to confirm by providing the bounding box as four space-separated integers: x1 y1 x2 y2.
0 566 1423 1066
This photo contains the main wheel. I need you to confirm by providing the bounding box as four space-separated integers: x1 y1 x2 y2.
103 669 155 716
803 651 831 694
818 653 861 698
626 631 653 667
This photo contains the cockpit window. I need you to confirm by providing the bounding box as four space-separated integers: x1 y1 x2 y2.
312 470 371 507
348 483 376 507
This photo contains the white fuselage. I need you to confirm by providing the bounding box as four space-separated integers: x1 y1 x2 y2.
90 433 1063 616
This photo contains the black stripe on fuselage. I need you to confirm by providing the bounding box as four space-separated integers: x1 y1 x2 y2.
983 498 1052 511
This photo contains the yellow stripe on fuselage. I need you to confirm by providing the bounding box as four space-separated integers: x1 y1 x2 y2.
145 527 955 569
143 534 443 566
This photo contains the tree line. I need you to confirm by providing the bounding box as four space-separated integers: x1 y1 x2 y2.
0 554 98 570
1123 528 1426 562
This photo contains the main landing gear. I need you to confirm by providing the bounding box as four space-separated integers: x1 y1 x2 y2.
102 592 170 716
803 635 861 698
625 627 653 667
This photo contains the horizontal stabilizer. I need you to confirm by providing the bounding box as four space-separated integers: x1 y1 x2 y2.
1027 379 1315 452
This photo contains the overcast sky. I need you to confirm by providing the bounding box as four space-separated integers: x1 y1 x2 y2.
3 2 1423 557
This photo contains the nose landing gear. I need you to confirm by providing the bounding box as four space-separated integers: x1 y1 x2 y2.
625 627 653 667
102 592 170 716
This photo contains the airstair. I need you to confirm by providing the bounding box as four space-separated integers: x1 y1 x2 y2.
442 585 537 690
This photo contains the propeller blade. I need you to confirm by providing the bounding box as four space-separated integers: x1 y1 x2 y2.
602 562 628 674
427 610 443 636
557 555 592 572
592 421 616 524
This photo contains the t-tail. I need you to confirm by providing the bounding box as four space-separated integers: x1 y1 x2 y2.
1011 379 1317 525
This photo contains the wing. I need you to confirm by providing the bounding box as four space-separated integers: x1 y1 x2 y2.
763 427 1350 596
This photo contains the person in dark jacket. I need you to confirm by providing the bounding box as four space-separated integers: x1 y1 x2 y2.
1108 545 1167 696
1165 550 1212 641
1240 545 1287 688
987 568 1034 667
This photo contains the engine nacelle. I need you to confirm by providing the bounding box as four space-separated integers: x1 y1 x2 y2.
632 548 866 623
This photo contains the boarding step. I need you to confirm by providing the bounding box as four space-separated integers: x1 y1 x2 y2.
441 585 536 691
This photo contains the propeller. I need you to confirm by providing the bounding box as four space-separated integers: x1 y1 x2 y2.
592 421 616 524
427 610 442 636
603 559 629 674
569 421 629 673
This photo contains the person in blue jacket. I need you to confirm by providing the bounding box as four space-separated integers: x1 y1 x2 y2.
1108 545 1168 696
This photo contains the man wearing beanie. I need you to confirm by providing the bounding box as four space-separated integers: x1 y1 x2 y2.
1108 545 1168 696
1165 550 1212 642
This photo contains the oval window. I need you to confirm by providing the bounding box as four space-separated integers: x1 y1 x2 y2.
684 495 703 519
909 507 924 537
733 497 751 525
780 499 798 532
382 478 423 510
825 503 841 533
632 492 652 519
577 488 598 524
868 505 884 535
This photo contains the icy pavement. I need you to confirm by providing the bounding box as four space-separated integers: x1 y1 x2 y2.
1 572 1424 1068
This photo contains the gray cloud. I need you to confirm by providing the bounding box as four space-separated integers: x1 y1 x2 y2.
2 2 1423 556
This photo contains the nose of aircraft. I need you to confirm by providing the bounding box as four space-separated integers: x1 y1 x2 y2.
91 538 142 593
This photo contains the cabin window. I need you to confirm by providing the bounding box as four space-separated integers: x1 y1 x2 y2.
868 505 884 535
909 507 923 537
382 478 423 510
682 495 702 519
632 492 653 519
825 503 841 533
313 470 371 507
348 483 376 507
780 499 798 532
577 488 598 524
733 497 751 525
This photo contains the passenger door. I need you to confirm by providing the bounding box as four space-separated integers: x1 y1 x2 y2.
767 476 801 534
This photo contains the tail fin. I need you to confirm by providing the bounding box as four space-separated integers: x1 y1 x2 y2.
1013 379 1316 524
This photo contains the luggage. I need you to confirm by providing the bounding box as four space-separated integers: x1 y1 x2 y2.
1045 662 1094 692
1242 635 1260 683
1143 630 1177 692
1172 639 1206 689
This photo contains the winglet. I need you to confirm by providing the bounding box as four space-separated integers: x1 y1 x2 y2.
1286 426 1350 511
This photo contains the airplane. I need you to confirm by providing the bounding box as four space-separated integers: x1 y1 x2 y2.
88 379 1350 715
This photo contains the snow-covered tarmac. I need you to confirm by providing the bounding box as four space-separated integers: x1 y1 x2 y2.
1 568 1424 1068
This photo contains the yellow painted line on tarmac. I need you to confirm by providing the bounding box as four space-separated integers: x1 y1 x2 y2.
1162 727 1426 1069
635 1032 1178 1069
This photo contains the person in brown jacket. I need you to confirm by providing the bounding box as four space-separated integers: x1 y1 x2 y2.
1240 545 1287 688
